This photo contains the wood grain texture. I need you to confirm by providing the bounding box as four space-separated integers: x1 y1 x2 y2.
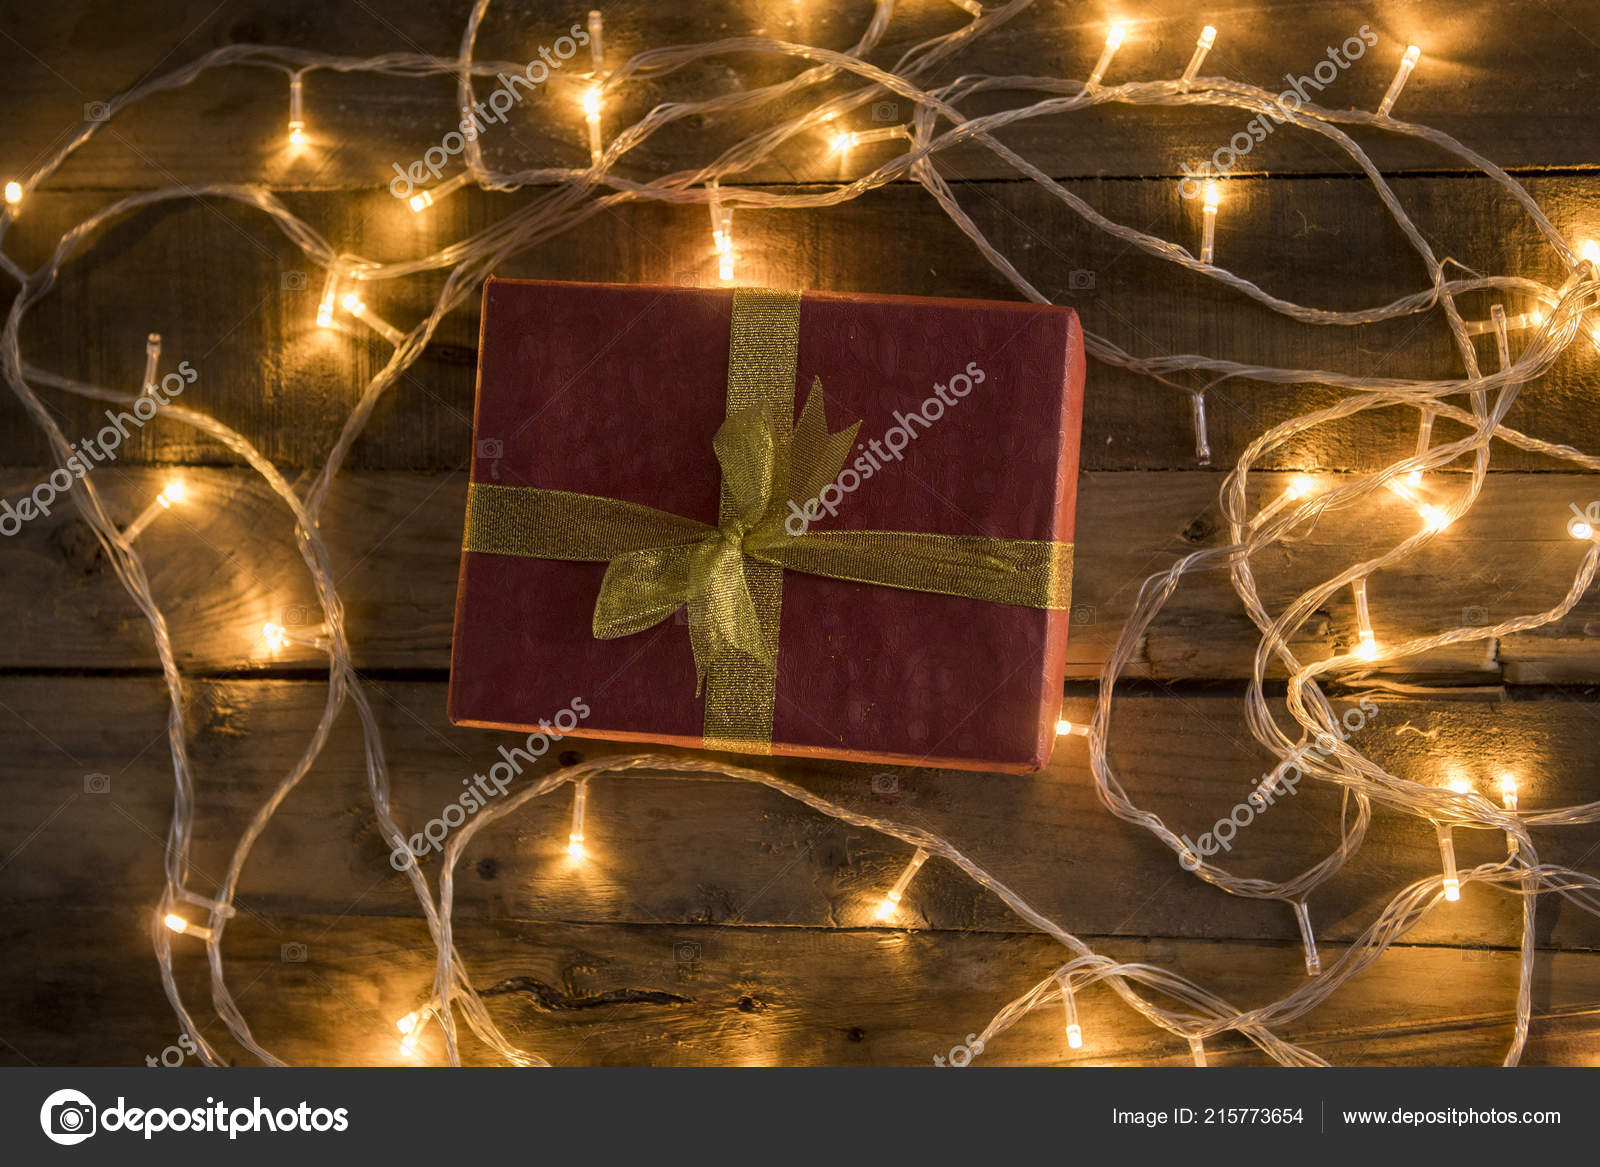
5 175 1597 474
6 0 1600 1068
4 466 1598 681
3 0 1598 192
4 676 1599 954
4 912 1599 1067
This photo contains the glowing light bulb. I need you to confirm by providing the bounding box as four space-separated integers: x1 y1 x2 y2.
287 74 306 151
1377 45 1421 118
1580 239 1600 270
122 478 187 542
4 180 20 206
1435 816 1462 901
163 912 214 940
568 779 589 859
1180 25 1217 91
316 268 339 328
1387 478 1452 531
1419 504 1452 532
1255 475 1319 529
263 623 288 650
1351 578 1377 661
875 847 930 920
1568 516 1595 540
1199 180 1220 265
1086 23 1126 90
341 292 406 346
1055 718 1090 737
1499 773 1518 812
396 1011 419 1036
583 86 604 166
408 171 472 213
832 125 910 156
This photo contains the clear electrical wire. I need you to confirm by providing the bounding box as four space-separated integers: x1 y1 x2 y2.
3 0 1598 1068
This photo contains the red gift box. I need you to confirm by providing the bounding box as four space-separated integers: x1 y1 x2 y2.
449 279 1084 772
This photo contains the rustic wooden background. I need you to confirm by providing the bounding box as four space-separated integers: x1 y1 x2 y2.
4 0 1600 1067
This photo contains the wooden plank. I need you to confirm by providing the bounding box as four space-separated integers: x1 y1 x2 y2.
4 175 1594 474
4 466 1598 681
3 1 1597 192
3 911 1598 1066
5 675 1599 952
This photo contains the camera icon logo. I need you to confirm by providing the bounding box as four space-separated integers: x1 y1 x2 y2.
1068 269 1096 292
870 772 900 796
674 940 701 963
871 101 899 122
281 941 308 962
281 270 308 292
40 1088 97 1145
281 605 309 627
476 437 505 460
84 102 110 122
84 772 110 794
1071 604 1097 626
1461 606 1488 626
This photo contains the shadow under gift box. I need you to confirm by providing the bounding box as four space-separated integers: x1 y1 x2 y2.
449 279 1084 773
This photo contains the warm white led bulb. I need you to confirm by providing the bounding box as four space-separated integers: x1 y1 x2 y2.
4 180 21 206
1499 773 1518 811
1199 181 1220 265
1377 45 1421 118
583 86 604 165
1180 25 1217 90
408 171 472 214
1580 239 1600 269
287 75 306 150
1569 516 1595 540
1086 23 1127 90
163 912 214 940
568 779 589 859
157 480 185 507
1055 718 1089 737
875 847 930 920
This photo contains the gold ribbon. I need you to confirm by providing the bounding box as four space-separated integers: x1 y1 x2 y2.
463 288 1074 752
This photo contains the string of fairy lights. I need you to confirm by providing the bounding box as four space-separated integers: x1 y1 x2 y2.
4 0 1600 1066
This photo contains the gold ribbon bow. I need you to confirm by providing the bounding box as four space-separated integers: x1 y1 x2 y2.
463 288 1073 752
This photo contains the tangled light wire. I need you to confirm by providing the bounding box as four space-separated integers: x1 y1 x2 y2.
3 0 1600 1066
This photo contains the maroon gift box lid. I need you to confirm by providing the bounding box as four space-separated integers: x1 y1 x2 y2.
449 279 1084 773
